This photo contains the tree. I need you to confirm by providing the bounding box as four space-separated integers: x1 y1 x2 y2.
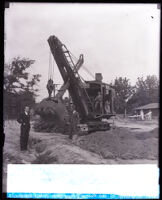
130 75 159 108
4 57 41 93
4 57 41 118
110 77 134 114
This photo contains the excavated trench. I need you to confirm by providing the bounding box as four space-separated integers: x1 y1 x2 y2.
3 120 159 193
28 126 159 164
28 133 107 164
3 120 159 165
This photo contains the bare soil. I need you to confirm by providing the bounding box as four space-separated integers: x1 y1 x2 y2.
3 118 159 193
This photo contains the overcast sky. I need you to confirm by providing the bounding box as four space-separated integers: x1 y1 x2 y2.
5 3 160 102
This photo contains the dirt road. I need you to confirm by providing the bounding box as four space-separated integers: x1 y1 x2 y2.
3 119 158 193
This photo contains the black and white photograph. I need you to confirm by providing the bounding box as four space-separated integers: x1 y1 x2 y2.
3 2 160 198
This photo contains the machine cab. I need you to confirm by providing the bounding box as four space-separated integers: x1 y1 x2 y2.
85 73 115 117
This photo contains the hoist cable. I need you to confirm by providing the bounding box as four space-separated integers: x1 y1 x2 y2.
48 51 55 81
82 65 95 79
48 51 51 80
77 72 93 106
51 56 54 81
69 51 95 79
50 53 53 80
53 58 54 81
50 51 53 80
67 51 93 105
69 58 93 106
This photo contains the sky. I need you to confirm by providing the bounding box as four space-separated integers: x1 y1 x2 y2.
5 3 160 102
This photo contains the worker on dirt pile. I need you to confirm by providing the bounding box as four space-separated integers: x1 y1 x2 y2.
69 104 80 140
17 106 30 151
47 79 54 99
94 91 103 114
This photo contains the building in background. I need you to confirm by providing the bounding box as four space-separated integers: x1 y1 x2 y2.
134 103 159 118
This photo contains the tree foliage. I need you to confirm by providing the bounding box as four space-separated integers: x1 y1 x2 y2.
110 75 159 114
4 57 41 94
4 57 41 118
110 77 135 113
129 75 159 108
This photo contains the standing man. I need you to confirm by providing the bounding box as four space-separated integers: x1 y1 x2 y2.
104 100 110 114
109 89 115 114
69 104 80 140
104 93 110 114
17 106 30 151
46 79 54 99
94 91 103 114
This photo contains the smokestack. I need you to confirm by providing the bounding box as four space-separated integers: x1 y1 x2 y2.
95 73 103 82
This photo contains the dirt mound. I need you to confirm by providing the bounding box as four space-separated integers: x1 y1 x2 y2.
3 120 158 193
33 118 68 133
74 127 159 160
150 127 159 138
28 133 108 164
35 98 67 116
135 127 159 140
34 98 69 133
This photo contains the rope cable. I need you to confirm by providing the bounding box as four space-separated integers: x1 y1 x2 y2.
69 51 95 79
73 65 93 106
82 65 95 79
68 51 93 105
50 52 53 80
52 56 54 81
50 53 53 80
48 51 51 80
52 57 55 96
48 51 55 81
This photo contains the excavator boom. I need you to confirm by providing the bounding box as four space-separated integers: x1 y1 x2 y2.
47 35 115 133
48 35 91 120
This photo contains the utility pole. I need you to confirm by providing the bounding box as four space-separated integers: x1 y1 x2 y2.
124 93 133 118
124 103 127 118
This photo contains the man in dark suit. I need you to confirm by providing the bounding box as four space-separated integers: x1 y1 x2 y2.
17 106 30 151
